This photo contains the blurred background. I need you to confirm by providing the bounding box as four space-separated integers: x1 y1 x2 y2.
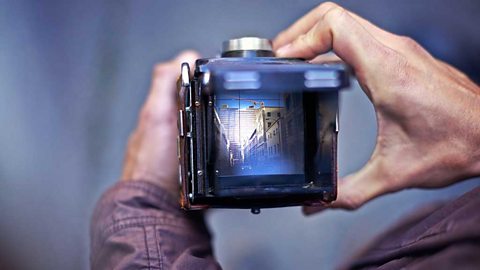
0 0 479 269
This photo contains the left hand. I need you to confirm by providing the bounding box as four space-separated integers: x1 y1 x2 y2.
121 51 199 197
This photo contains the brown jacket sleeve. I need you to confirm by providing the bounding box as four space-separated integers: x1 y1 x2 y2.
90 181 222 270
342 186 480 270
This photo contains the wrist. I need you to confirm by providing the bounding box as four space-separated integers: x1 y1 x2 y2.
443 81 480 181
465 134 480 178
121 174 179 199
468 88 480 177
410 87 480 188
462 88 480 178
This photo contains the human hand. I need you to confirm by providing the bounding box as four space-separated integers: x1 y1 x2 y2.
274 2 480 214
121 51 199 197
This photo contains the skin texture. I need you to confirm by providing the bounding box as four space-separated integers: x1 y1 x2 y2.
121 51 199 197
274 2 480 214
121 2 480 215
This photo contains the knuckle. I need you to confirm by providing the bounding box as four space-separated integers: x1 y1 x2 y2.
322 5 347 24
398 36 424 53
317 1 339 11
319 6 349 36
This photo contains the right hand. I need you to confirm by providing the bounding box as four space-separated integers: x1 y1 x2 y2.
273 2 480 214
121 51 199 197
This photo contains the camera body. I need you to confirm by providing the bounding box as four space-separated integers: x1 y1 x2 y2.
177 37 349 213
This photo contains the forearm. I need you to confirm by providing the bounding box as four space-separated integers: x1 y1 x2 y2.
90 180 220 269
463 83 480 178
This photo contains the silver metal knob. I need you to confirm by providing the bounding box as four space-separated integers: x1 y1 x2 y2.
222 37 273 54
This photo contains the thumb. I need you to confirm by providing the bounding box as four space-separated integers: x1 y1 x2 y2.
141 50 199 124
303 160 388 216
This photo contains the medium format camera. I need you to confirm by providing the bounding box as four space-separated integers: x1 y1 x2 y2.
177 37 349 213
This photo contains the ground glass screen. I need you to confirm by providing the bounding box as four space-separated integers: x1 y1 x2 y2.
213 90 305 177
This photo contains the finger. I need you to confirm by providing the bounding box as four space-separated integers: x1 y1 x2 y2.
141 51 199 127
274 2 400 52
276 6 390 73
273 2 339 50
147 50 199 107
303 160 388 216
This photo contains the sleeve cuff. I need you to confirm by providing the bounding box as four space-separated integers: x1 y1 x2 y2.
91 180 209 247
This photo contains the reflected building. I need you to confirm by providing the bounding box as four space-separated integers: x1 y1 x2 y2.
213 109 232 174
238 106 257 145
266 118 286 159
217 105 239 143
217 104 257 165
215 94 303 174
243 105 285 166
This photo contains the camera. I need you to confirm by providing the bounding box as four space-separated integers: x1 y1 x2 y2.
177 37 349 213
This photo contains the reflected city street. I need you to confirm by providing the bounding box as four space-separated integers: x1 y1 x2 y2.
213 91 305 176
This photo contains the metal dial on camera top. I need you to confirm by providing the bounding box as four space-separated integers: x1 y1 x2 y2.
222 37 273 54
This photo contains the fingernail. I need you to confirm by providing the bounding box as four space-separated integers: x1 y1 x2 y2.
276 43 292 56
